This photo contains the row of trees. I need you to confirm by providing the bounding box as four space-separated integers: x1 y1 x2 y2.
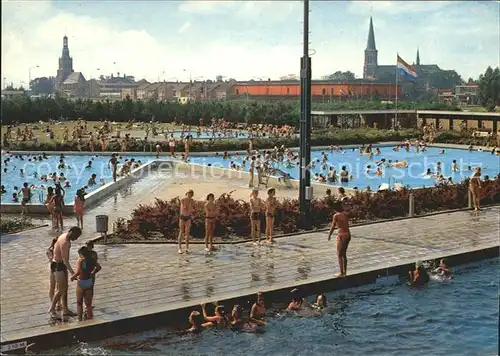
478 66 500 112
1 96 460 126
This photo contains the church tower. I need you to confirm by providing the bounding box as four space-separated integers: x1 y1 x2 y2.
416 48 420 66
363 17 378 80
55 35 74 90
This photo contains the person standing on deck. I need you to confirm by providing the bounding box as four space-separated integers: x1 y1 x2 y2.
328 201 351 278
178 190 195 254
48 227 82 319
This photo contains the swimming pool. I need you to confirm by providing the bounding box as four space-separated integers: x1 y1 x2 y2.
189 146 500 189
0 153 155 204
51 258 499 355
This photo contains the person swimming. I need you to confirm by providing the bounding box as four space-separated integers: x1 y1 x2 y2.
408 261 430 286
433 258 452 277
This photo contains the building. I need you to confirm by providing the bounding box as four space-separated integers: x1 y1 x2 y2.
230 80 401 100
54 35 88 97
1 89 26 99
55 35 74 91
99 75 137 99
363 17 443 83
60 72 87 98
455 84 479 105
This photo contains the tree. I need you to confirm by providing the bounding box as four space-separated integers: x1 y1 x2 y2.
29 77 55 95
478 66 500 112
325 71 356 81
425 70 463 89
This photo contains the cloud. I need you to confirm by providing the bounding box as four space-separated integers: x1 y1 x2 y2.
178 21 191 34
348 1 453 15
1 0 498 87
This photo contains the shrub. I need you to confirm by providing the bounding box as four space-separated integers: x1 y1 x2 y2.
5 128 419 153
0 217 34 235
115 177 500 240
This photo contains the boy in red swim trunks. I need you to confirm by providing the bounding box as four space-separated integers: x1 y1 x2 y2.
328 202 351 277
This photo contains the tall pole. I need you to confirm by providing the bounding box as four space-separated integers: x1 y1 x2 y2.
395 54 399 130
28 65 39 90
299 0 312 230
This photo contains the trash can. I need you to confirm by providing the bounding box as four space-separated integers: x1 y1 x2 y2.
96 215 109 233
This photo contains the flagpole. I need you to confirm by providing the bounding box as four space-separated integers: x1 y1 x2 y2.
395 53 399 130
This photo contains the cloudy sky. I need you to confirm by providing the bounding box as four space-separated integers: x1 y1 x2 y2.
2 0 498 87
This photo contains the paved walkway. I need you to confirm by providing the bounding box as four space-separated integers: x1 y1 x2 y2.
1 205 498 343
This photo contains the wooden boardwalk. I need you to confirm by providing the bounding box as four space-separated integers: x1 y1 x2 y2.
1 204 498 346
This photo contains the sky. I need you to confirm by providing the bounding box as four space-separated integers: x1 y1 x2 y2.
1 0 499 87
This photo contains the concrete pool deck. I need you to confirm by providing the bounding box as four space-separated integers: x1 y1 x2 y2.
1 205 498 352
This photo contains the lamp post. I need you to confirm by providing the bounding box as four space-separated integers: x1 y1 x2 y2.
28 65 39 90
299 0 312 230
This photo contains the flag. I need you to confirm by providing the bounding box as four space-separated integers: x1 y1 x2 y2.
397 55 417 81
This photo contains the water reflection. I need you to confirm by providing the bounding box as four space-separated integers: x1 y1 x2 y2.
297 252 311 280
266 263 276 284
180 282 190 301
250 260 261 282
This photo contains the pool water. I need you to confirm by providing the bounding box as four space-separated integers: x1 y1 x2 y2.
0 153 155 204
189 146 500 189
52 258 499 356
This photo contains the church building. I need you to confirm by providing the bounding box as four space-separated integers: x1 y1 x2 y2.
55 35 87 97
363 17 442 82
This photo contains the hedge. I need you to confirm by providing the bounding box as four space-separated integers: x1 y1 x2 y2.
114 178 500 241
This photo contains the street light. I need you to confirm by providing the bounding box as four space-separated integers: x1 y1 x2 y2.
28 65 40 90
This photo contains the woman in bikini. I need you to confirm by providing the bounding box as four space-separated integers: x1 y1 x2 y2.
70 246 101 321
265 188 278 244
74 189 85 229
328 201 351 277
178 190 195 254
249 189 265 245
249 292 266 325
201 303 229 329
50 188 65 231
45 186 55 229
204 193 217 252
469 167 482 211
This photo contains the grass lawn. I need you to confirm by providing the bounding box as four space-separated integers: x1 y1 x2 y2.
1 121 186 145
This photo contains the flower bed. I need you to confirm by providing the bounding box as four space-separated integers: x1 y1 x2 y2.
0 217 35 235
113 178 500 242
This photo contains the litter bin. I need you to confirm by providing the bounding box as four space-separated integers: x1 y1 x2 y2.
96 215 109 233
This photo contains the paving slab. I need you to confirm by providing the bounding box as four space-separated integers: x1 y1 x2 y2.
1 205 498 344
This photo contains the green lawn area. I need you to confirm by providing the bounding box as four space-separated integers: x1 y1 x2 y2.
1 121 186 145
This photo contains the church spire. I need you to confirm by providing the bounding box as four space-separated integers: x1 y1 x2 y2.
62 35 70 58
366 16 376 50
416 48 420 66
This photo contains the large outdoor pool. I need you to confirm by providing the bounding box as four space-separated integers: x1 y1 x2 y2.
0 153 155 204
189 146 500 189
51 258 498 355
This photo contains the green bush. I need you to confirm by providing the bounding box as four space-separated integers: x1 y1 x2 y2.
0 217 34 235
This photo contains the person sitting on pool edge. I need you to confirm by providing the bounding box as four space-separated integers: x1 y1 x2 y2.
408 261 430 286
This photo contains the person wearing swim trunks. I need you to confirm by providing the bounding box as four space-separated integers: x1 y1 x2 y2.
265 188 278 244
204 193 217 252
328 202 351 277
178 190 195 254
469 167 482 211
249 156 256 188
48 226 82 319
249 189 265 245
46 237 62 310
70 246 101 321
109 154 118 182
20 182 31 215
